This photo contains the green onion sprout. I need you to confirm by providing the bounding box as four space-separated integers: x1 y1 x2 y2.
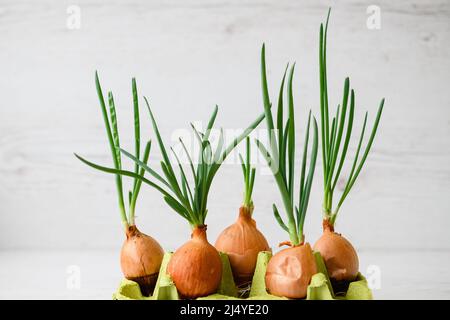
256 44 319 246
120 100 266 229
318 9 385 226
75 72 150 229
239 137 257 210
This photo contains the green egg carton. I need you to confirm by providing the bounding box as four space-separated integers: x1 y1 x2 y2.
113 251 372 300
113 252 238 300
249 251 372 300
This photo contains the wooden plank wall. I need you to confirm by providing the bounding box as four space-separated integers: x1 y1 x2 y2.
0 0 448 250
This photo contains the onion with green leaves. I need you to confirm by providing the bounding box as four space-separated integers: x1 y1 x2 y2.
75 73 164 296
120 101 266 298
313 10 385 284
256 45 319 299
215 137 270 288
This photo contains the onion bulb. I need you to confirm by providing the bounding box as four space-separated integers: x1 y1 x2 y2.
265 243 317 299
168 225 222 298
120 225 164 296
215 206 270 285
313 220 359 282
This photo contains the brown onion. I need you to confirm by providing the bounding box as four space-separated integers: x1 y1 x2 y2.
313 220 359 282
120 225 164 296
215 206 270 285
168 225 222 298
265 242 317 299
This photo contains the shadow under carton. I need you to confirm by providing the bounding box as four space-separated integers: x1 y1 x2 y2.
113 251 372 300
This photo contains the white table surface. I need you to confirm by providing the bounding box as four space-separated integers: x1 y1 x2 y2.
0 249 448 300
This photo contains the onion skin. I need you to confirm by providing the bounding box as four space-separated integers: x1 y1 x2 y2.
313 220 359 282
265 243 317 299
120 225 164 296
215 206 270 285
168 225 222 298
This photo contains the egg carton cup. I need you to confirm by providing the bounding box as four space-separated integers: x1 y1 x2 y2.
113 251 372 300
249 251 372 300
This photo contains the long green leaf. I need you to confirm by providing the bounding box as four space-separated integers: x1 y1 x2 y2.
163 196 190 222
94 72 127 224
326 78 349 190
212 128 225 164
190 123 204 152
171 147 194 209
144 97 177 181
129 140 152 224
160 161 185 205
319 9 332 184
255 138 297 240
108 92 122 169
280 118 290 180
332 89 355 190
336 113 368 210
299 111 312 216
131 78 140 188
326 104 340 182
179 138 197 181
248 168 256 204
338 100 384 209
203 105 218 142
326 115 337 178
299 117 319 232
277 64 289 165
323 11 331 159
131 140 151 200
261 44 275 134
211 111 265 172
319 24 328 182
121 148 173 192
287 64 296 201
238 154 247 182
75 153 175 202
273 204 288 232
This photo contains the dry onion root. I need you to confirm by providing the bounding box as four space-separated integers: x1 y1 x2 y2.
76 74 164 296
315 10 384 286
215 138 270 286
168 226 222 298
121 101 266 298
256 44 319 299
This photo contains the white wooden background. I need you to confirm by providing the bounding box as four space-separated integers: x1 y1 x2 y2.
0 0 449 299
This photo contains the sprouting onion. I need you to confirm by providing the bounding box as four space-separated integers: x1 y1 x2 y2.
120 101 266 230
215 137 270 288
313 9 385 283
119 100 266 298
256 44 319 299
256 45 319 247
319 10 384 226
74 73 164 295
240 137 257 208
